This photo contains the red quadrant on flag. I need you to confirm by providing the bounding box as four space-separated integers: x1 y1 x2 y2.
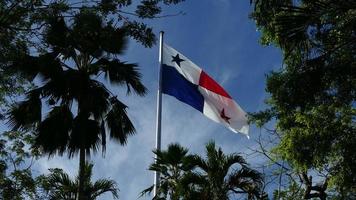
199 70 231 99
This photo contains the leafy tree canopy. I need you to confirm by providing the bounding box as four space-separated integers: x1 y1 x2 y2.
0 131 41 200
250 0 356 194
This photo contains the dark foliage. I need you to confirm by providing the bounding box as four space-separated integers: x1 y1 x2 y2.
38 162 119 200
7 9 146 158
143 142 264 200
250 0 356 196
1 1 185 199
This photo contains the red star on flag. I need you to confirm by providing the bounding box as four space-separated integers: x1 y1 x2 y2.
220 108 231 124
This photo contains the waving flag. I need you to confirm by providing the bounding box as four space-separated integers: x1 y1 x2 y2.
161 44 249 136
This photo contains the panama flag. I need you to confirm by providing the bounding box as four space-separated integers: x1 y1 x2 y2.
161 44 249 136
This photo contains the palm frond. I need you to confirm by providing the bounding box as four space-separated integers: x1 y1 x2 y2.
64 69 91 99
100 26 128 55
42 163 118 200
82 162 94 185
72 11 104 57
91 179 119 199
35 105 73 156
141 184 168 200
10 52 63 81
77 80 111 119
39 76 68 102
93 58 147 96
68 114 101 157
7 89 42 131
224 153 248 170
205 141 226 171
182 154 199 171
145 143 198 200
43 168 78 199
36 53 64 81
164 143 189 165
205 141 218 160
44 16 74 59
189 141 264 199
105 97 135 145
46 168 77 190
181 171 206 186
140 185 154 197
9 55 41 81
227 167 264 197
100 120 106 155
39 68 85 103
191 154 208 172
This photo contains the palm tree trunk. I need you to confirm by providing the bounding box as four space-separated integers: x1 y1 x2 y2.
78 147 86 200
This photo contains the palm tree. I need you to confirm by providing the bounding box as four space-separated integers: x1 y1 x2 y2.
142 143 196 200
186 142 264 200
8 10 146 199
39 162 118 200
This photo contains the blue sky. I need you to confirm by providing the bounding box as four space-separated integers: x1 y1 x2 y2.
27 1 282 199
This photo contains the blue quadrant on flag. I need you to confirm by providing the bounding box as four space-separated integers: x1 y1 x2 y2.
162 64 204 112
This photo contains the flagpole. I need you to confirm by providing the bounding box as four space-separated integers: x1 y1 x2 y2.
154 31 164 197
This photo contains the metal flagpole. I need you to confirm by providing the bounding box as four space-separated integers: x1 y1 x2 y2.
153 31 164 197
